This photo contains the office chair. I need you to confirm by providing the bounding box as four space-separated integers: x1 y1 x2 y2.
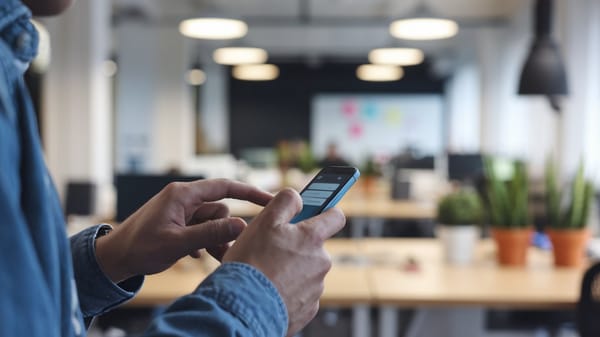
577 261 600 337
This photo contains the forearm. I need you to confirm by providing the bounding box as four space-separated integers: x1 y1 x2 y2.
70 225 144 319
143 263 288 337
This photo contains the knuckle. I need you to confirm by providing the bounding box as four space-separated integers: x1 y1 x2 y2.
164 181 185 196
318 252 332 276
301 224 323 246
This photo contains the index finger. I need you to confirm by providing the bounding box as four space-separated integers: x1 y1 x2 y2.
298 207 346 241
179 178 273 208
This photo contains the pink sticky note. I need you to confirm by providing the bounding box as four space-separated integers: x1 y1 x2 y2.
341 100 358 119
349 123 363 139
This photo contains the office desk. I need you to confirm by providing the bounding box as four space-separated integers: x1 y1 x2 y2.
224 194 435 242
127 239 371 308
359 239 586 337
223 197 435 220
126 239 585 337
361 239 584 308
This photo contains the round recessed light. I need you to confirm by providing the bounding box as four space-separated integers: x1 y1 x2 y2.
232 64 279 81
356 64 404 82
186 69 206 85
179 18 248 40
213 47 268 65
368 48 425 66
390 18 458 40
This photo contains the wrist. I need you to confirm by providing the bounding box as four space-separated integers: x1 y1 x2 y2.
95 229 132 283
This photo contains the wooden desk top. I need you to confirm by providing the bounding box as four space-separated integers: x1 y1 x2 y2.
360 239 586 309
127 238 586 310
127 239 371 308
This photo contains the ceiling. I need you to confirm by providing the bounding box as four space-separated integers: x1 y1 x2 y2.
111 0 529 68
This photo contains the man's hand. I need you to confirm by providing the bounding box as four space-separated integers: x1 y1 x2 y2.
223 188 346 337
95 178 273 283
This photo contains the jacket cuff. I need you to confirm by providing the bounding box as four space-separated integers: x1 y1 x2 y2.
70 224 144 318
195 262 288 336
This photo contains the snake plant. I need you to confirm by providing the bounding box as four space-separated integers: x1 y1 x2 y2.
484 158 530 229
545 161 594 230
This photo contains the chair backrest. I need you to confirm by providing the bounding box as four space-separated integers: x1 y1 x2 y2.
578 261 600 337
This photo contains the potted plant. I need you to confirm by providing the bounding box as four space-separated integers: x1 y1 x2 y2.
545 161 594 267
360 155 380 196
437 189 483 265
485 159 532 266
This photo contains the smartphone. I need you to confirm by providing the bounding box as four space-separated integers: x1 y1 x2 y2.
291 166 360 224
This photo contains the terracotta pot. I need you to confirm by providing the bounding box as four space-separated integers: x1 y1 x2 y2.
547 228 589 267
491 228 532 266
361 176 377 196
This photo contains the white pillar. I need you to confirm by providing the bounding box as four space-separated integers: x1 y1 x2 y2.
199 58 230 153
557 0 600 182
114 24 194 172
42 0 112 216
445 61 481 153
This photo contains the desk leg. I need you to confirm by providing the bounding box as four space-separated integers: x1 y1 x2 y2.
352 305 370 337
379 306 398 337
351 218 368 238
367 218 385 237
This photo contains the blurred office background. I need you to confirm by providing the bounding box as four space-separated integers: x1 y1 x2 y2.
27 0 600 336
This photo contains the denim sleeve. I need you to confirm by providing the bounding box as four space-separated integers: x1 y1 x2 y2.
70 225 144 319
144 262 289 337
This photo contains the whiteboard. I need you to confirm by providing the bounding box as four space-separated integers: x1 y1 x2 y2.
311 94 444 166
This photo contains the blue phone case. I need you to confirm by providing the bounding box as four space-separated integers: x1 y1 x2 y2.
290 167 360 223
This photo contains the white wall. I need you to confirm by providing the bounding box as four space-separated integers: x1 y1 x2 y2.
42 0 113 215
558 0 600 184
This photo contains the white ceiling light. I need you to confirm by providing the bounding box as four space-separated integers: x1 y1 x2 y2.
390 18 458 40
179 18 248 40
186 68 206 86
356 64 404 82
232 64 279 81
368 48 425 66
213 47 268 65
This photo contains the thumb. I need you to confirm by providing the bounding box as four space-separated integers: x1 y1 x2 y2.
182 217 247 254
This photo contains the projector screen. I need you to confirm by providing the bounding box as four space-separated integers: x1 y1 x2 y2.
311 94 444 166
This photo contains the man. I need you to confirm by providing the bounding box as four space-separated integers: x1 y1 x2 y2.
0 0 346 336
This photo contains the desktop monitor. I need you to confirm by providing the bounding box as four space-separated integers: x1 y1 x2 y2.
115 174 204 222
405 156 435 170
64 181 96 216
447 153 484 182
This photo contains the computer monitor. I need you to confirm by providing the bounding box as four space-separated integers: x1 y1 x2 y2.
447 153 484 182
115 174 204 222
405 156 435 170
64 181 96 216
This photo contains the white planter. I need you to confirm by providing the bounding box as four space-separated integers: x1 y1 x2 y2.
438 225 479 265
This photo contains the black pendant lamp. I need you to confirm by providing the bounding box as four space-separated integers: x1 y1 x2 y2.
518 0 568 97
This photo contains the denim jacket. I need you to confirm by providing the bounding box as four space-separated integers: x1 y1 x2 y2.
0 1 287 336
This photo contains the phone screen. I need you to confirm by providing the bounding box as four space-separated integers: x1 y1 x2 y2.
291 166 359 223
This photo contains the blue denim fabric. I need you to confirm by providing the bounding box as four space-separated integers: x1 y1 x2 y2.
145 263 288 337
70 225 144 319
0 1 288 336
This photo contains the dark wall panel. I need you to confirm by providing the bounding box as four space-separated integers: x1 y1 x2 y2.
229 60 445 157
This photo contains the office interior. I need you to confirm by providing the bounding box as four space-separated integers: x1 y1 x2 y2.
29 0 600 336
